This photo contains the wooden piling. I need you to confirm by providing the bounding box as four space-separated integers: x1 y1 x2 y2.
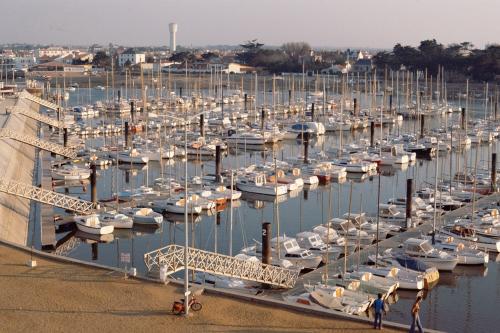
406 179 413 229
492 153 497 193
90 163 97 204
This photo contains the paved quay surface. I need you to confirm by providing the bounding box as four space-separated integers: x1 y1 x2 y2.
0 242 403 333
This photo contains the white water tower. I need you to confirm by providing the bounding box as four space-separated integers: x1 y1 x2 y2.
169 23 178 52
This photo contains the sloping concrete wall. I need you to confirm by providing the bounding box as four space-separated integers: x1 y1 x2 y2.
0 97 37 245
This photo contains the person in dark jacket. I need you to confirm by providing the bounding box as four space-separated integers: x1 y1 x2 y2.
372 293 386 329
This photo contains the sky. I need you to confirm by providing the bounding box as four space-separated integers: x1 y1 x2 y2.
1 0 499 49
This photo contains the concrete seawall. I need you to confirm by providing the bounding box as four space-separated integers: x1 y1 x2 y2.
0 96 38 246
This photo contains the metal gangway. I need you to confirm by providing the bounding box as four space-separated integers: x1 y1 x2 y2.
20 91 61 111
144 244 300 288
0 128 76 159
10 105 65 129
0 177 96 215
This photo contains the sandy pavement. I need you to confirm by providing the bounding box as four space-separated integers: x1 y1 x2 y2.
0 244 402 333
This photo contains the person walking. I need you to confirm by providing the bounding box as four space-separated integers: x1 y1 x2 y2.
409 295 424 333
372 293 385 329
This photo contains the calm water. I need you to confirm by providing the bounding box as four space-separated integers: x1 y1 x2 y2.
36 87 500 332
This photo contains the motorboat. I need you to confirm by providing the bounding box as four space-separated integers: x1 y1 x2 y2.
240 237 322 270
305 284 371 315
357 265 424 290
378 204 406 223
211 185 242 201
117 149 149 164
52 165 91 181
403 238 458 271
442 223 500 252
311 224 356 255
286 122 325 136
329 218 375 247
369 251 440 288
287 167 318 185
344 213 393 240
150 197 203 215
99 211 134 229
267 169 303 191
120 207 163 226
271 236 323 270
142 147 175 161
422 234 488 265
295 231 341 262
225 131 266 145
236 173 288 196
74 214 114 235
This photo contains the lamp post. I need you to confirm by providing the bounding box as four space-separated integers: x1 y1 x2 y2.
161 109 207 316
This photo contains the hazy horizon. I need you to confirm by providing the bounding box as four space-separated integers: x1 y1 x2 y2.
2 0 499 49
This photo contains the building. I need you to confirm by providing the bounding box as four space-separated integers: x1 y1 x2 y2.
35 47 70 58
30 61 91 73
14 56 36 71
118 49 146 67
220 63 255 74
169 23 178 52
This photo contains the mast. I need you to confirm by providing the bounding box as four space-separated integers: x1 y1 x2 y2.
344 182 353 276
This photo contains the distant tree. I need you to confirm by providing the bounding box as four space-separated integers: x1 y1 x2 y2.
92 51 111 68
237 39 264 64
373 39 500 82
169 51 196 63
201 52 219 61
392 43 419 70
281 42 311 63
470 44 500 81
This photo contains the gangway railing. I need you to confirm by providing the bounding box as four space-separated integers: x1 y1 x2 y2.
20 90 61 111
10 105 65 128
144 244 300 289
0 177 96 214
0 128 76 159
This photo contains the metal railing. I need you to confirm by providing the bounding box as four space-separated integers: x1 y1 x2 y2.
20 91 61 111
0 177 96 214
0 128 76 158
144 244 300 288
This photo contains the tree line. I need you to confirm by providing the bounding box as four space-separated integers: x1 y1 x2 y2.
373 39 500 82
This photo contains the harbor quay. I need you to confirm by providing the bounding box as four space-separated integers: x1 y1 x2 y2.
0 71 498 333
